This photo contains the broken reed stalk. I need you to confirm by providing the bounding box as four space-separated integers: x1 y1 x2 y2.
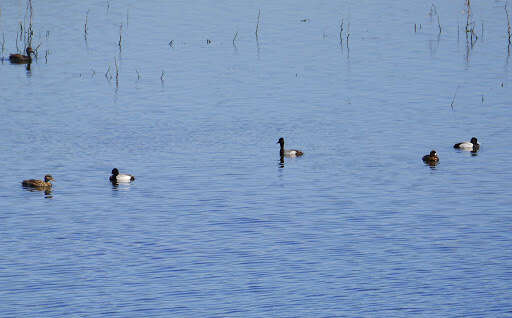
506 1 512 45
17 22 23 51
114 57 119 86
339 18 344 45
233 31 238 47
105 65 112 80
346 22 350 48
465 0 471 34
450 85 460 110
464 0 478 47
255 9 261 39
84 10 89 40
429 4 437 22
118 24 123 51
26 0 33 47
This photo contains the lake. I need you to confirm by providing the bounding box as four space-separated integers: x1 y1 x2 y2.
1 0 512 316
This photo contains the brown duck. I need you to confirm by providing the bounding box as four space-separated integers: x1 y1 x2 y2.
9 47 35 64
22 174 54 188
422 150 439 165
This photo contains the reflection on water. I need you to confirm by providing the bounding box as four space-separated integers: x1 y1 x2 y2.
426 163 438 170
21 185 53 198
110 181 133 192
279 155 285 168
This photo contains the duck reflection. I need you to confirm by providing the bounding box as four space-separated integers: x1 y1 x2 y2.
110 181 133 192
21 185 53 198
278 155 285 168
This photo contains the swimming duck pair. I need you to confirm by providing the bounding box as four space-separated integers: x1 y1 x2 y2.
422 137 479 165
21 168 135 189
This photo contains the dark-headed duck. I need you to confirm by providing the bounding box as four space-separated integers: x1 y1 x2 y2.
454 137 479 151
422 150 439 165
110 168 135 183
277 137 304 157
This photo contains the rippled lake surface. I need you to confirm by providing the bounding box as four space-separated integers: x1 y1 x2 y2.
1 0 512 316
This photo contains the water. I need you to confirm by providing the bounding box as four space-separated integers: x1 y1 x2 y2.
1 0 512 316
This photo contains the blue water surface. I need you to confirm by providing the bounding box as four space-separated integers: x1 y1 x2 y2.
1 0 512 316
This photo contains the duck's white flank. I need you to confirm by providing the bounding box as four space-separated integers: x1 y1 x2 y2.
456 141 475 150
115 174 134 182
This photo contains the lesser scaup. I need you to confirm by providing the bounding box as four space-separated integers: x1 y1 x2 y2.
110 168 135 183
454 137 479 151
277 137 304 157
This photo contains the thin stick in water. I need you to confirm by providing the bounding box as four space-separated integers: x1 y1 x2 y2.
105 65 112 80
84 10 89 40
114 57 119 88
118 24 123 50
255 9 261 39
506 1 511 45
233 31 238 47
339 18 344 45
450 85 460 110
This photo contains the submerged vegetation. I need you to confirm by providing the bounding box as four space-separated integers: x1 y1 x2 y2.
1 0 510 95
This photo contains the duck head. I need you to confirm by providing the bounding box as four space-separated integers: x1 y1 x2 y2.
44 174 54 182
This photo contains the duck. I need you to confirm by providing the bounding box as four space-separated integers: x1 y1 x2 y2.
277 137 303 157
21 174 54 188
110 168 135 183
422 150 439 165
9 47 35 64
453 137 479 151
